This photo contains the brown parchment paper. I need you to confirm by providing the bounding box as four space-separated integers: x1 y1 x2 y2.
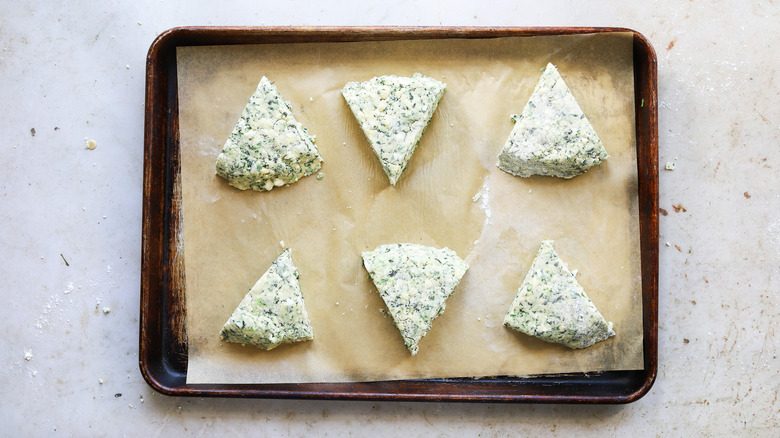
178 33 643 384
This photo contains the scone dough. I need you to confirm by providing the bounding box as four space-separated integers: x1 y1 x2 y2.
504 240 615 349
220 248 314 350
342 73 446 185
362 243 468 355
216 77 322 191
497 63 608 179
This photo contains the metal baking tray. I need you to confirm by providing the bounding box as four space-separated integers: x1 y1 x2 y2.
140 26 658 402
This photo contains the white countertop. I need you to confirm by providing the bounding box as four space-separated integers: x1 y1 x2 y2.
1 1 778 435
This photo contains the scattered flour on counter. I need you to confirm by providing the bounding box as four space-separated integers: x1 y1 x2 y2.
768 220 780 254
36 281 81 331
36 293 63 331
35 316 48 331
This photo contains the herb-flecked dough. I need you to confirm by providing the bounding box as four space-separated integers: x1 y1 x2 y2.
362 243 468 355
503 240 615 349
342 73 446 186
497 63 609 179
215 76 322 191
219 248 314 350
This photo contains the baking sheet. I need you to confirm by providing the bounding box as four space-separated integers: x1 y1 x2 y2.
177 33 643 384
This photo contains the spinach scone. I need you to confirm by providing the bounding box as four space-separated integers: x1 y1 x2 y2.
342 73 446 185
504 240 615 349
362 243 468 355
220 248 314 350
497 63 608 179
215 76 322 191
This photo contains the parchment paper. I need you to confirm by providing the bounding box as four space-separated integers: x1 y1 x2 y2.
178 33 643 384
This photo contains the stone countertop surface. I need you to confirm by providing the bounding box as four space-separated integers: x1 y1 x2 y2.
1 1 777 435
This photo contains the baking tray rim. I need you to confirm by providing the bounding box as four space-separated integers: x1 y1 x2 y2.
140 25 659 403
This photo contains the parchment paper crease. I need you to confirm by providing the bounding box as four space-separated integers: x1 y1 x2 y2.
177 33 643 384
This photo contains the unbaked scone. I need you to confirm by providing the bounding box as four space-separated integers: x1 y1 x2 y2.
342 73 446 185
362 243 468 355
220 248 314 350
216 77 322 191
497 63 608 179
504 240 614 349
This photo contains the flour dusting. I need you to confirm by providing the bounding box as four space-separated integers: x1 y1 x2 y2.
768 219 780 254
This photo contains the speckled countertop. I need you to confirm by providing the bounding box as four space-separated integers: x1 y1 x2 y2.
1 1 777 435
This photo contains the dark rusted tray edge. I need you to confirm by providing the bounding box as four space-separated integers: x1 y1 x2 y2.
140 26 658 403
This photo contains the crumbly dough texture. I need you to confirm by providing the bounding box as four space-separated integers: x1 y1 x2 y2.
362 243 468 355
497 63 609 179
342 73 446 185
215 76 322 191
503 240 615 349
219 248 314 350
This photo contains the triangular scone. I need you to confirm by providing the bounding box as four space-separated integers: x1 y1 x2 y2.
215 77 322 191
497 63 608 179
220 248 314 350
362 243 468 355
342 73 446 185
503 240 615 349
